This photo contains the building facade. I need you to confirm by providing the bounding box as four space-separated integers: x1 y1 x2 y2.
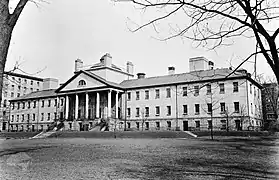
0 72 43 131
8 54 263 132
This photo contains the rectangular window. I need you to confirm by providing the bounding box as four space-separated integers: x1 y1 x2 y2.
11 92 14 97
155 89 160 99
136 122 140 130
127 122 131 129
47 113 50 121
33 114 36 121
30 88 33 92
219 83 225 94
183 87 187 96
127 92 131 101
22 114 24 122
156 122 160 130
54 112 57 119
48 100 51 107
127 108 131 117
22 102 25 109
11 115 14 122
251 103 253 114
17 102 20 109
11 85 14 90
206 84 211 94
28 101 31 108
194 85 199 96
12 103 14 110
18 86 21 91
167 106 171 116
166 88 171 98
136 91 140 100
250 84 252 94
155 106 160 116
136 108 140 117
195 104 200 114
41 100 44 108
195 121 200 128
183 105 188 115
33 101 36 108
233 82 238 92
17 93 20 97
234 102 240 113
17 115 19 122
220 102 226 113
41 113 44 121
145 122 149 130
60 99 64 106
207 103 212 113
4 91 7 97
145 107 149 117
167 121 171 130
54 99 57 107
31 80 33 85
145 90 149 100
208 120 212 129
27 114 30 121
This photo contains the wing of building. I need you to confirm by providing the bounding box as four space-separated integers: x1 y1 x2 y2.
5 54 263 132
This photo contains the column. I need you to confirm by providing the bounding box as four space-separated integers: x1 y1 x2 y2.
115 91 119 119
65 95 69 119
85 93 89 119
108 90 111 118
75 94 79 119
96 92 100 118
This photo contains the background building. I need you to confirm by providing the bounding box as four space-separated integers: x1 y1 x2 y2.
0 72 43 131
8 54 263 132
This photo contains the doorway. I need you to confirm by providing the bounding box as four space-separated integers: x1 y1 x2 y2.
183 121 188 131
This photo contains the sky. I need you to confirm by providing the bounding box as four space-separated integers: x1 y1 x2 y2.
6 0 276 84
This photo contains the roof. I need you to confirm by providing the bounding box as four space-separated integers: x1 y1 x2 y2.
120 68 262 89
4 71 43 81
10 89 57 101
55 70 124 93
90 62 122 71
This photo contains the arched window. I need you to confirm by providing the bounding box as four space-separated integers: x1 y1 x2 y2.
78 80 86 86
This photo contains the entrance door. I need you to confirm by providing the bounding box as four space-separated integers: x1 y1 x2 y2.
2 122 6 131
235 120 241 131
183 121 188 131
79 122 83 131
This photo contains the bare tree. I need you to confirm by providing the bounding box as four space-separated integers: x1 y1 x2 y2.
118 0 279 84
140 108 148 131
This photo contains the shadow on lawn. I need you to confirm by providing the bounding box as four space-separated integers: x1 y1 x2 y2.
0 146 55 157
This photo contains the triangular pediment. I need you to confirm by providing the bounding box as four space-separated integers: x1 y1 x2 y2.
57 71 108 92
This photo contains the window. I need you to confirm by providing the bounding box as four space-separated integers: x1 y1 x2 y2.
41 113 44 121
207 103 212 114
17 93 20 97
136 108 140 117
33 114 36 121
33 101 36 108
234 102 240 113
136 91 140 100
60 99 64 106
78 80 86 86
136 122 140 130
145 122 149 130
54 112 57 119
17 102 20 109
30 88 33 92
145 107 149 117
156 122 160 130
11 115 14 122
194 85 199 96
3 99 7 107
145 90 149 100
251 103 253 114
48 100 51 107
250 84 252 94
219 83 225 94
18 78 21 83
4 91 7 97
195 121 200 129
31 80 33 85
12 103 14 110
206 84 211 94
183 87 187 96
11 92 14 97
22 102 25 109
183 105 188 115
47 113 50 121
54 99 57 107
167 121 171 130
155 106 160 116
167 106 171 116
254 87 256 96
27 114 30 121
166 88 171 98
155 89 160 99
18 86 21 91
127 108 131 117
17 115 19 122
37 82 40 86
127 92 131 101
195 104 200 114
41 100 44 108
24 87 27 93
233 82 238 92
24 79 27 84
127 122 131 129
28 101 31 108
208 120 212 129
22 114 24 122
11 85 14 90
220 102 226 113
36 89 39 91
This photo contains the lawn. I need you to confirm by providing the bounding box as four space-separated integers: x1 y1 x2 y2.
0 137 278 180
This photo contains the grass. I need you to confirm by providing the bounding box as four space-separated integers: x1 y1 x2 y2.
0 137 278 179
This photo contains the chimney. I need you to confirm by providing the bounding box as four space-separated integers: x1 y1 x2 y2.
137 73 146 79
126 61 134 75
208 61 214 70
189 57 208 72
100 53 112 67
168 66 175 75
43 78 59 90
75 59 83 72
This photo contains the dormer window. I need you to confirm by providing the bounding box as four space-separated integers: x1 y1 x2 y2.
78 80 86 86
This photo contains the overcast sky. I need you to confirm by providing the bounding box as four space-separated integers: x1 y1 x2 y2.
6 0 276 84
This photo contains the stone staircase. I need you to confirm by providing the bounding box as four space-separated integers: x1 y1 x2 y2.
29 120 64 139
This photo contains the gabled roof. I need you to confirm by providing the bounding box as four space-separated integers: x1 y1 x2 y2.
120 68 262 89
10 89 56 101
55 70 124 93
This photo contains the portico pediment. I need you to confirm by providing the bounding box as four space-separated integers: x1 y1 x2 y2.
56 71 120 93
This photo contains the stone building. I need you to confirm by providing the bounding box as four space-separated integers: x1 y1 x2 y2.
0 72 44 131
8 53 263 132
